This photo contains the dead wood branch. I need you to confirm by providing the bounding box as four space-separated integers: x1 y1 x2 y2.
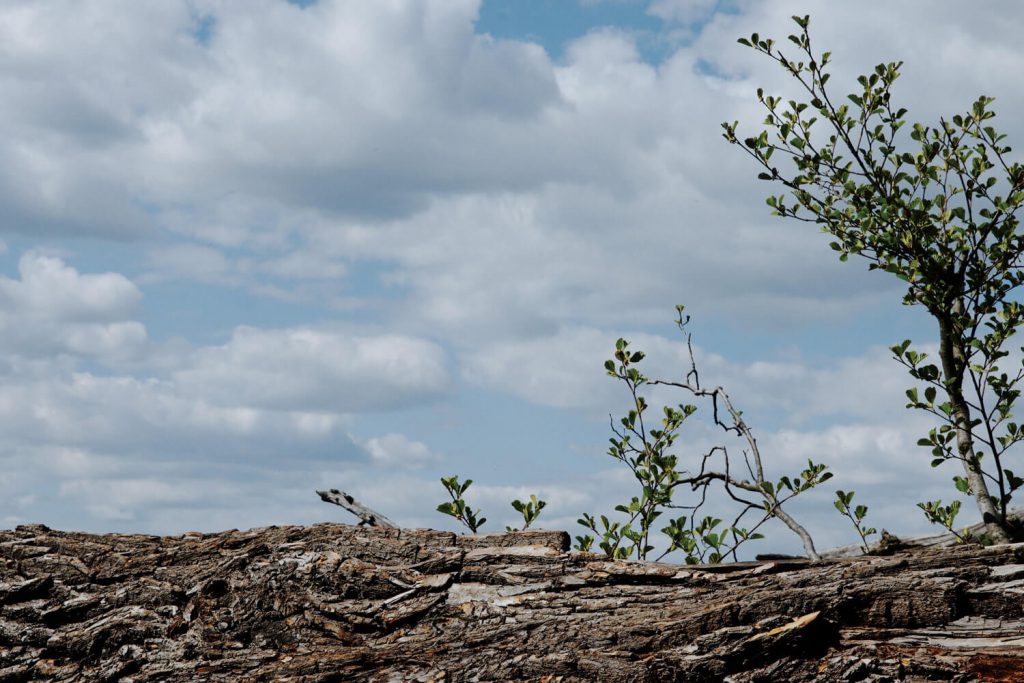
316 488 398 528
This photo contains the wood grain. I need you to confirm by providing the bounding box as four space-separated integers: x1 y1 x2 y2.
2 523 1023 681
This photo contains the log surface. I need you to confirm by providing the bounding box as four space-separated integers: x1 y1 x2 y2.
2 523 1024 681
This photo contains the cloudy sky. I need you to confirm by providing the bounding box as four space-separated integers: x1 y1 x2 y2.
2 0 1022 556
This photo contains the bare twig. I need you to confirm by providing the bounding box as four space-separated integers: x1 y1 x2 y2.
650 318 822 562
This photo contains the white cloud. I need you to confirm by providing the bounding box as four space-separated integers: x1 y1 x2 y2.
462 325 678 411
0 321 452 461
0 252 147 363
2 252 140 321
0 372 347 460
463 324 913 428
0 250 456 530
174 326 451 413
0 0 965 340
646 0 718 24
59 478 206 521
2 0 1021 319
130 0 564 216
365 433 443 468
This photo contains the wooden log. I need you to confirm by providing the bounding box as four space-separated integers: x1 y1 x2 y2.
316 488 398 528
3 522 1024 680
821 506 1024 559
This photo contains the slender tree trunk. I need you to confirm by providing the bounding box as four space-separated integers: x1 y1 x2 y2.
936 310 1012 543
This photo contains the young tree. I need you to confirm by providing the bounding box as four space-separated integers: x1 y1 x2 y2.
723 16 1024 543
576 308 829 562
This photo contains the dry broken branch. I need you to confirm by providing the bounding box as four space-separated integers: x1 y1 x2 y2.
316 489 397 528
652 371 821 560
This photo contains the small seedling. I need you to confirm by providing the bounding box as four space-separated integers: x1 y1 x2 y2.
917 499 973 544
508 494 546 531
437 475 486 533
834 490 877 553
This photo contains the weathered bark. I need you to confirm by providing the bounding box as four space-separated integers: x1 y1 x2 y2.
821 506 1024 559
3 522 1024 682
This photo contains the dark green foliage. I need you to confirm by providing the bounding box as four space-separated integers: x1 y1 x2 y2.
834 489 877 553
917 499 972 543
509 495 547 531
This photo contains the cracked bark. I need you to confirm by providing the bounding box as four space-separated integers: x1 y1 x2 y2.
2 522 1024 682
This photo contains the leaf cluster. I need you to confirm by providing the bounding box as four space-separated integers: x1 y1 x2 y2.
916 499 973 544
436 475 487 533
508 495 547 531
833 489 877 553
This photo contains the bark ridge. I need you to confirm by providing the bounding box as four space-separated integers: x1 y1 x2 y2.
2 523 1024 681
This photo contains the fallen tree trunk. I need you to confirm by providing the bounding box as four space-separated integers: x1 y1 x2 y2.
821 507 1024 559
2 522 1023 681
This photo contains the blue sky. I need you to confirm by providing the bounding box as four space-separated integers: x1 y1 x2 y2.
1 0 1022 557
479 0 665 60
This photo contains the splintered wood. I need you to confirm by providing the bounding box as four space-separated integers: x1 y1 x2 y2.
2 523 1023 681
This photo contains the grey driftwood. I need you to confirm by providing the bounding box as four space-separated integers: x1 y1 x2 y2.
316 489 397 528
1 522 1023 681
